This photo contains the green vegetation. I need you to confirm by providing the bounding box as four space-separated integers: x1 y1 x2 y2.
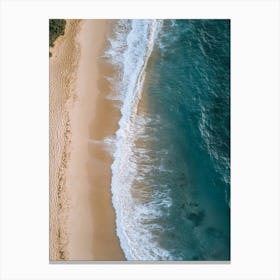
49 19 66 57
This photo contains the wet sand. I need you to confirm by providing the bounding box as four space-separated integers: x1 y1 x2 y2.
50 19 124 261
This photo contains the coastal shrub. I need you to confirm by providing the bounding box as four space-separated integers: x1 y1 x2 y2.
49 19 66 48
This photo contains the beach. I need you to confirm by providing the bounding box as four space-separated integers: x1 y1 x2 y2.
50 19 230 261
49 19 124 261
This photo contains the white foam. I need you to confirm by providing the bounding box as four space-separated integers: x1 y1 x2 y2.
103 20 175 260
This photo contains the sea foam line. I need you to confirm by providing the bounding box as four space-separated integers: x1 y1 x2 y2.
106 19 166 260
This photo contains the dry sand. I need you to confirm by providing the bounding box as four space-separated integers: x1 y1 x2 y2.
49 19 124 261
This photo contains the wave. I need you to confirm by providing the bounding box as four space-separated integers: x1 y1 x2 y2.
104 19 168 260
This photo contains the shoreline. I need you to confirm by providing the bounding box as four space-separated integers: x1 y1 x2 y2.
50 19 125 260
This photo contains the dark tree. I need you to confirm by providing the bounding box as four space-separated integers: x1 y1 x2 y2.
49 19 66 56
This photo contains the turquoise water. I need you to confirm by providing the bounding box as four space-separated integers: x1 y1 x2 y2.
105 19 230 261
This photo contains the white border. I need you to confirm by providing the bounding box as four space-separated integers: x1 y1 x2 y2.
1 0 279 279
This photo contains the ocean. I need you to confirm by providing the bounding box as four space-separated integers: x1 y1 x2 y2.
103 19 230 261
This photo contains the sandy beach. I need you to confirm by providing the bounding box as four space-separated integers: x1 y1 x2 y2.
49 19 124 261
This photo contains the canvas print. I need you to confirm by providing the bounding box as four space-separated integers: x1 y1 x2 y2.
49 19 230 261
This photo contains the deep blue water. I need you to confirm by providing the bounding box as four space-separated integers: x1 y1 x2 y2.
106 19 230 260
